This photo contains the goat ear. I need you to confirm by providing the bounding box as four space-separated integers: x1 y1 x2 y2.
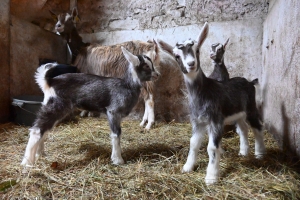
49 10 58 22
224 38 230 49
121 47 139 67
152 39 159 55
71 7 81 23
157 39 173 56
197 22 209 49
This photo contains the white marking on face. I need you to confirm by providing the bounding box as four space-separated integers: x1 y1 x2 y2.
65 13 71 22
173 39 199 84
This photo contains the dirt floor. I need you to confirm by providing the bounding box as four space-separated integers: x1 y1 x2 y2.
0 117 299 199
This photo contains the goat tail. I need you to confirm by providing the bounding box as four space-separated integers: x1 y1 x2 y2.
252 78 263 109
35 63 57 93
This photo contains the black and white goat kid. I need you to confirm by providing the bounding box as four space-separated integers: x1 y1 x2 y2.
208 38 230 82
21 47 158 167
158 22 266 185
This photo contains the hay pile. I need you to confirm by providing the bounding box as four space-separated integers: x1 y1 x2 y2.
0 117 299 199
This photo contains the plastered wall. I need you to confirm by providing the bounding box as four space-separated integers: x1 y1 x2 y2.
262 0 300 157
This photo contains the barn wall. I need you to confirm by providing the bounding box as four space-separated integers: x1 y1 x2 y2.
78 0 267 121
10 16 68 97
262 0 300 157
0 0 10 123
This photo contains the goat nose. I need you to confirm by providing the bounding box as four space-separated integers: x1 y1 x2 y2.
188 61 195 67
56 24 61 27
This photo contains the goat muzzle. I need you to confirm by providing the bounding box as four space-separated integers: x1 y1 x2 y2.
151 71 159 81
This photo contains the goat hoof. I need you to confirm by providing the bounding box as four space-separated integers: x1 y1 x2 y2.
112 158 125 165
205 178 218 185
255 153 265 159
79 111 87 117
20 163 34 174
238 149 249 156
145 122 154 130
139 120 147 127
35 153 46 159
182 164 194 173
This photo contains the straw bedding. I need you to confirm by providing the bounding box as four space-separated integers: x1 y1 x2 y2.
0 117 299 199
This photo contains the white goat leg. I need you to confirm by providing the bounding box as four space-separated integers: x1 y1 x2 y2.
21 127 41 167
35 132 48 158
145 95 155 130
236 120 249 156
139 103 149 127
205 134 221 185
110 133 124 165
252 128 266 158
182 123 205 173
80 110 88 117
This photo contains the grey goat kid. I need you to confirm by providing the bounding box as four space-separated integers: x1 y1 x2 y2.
158 22 266 185
208 38 230 82
21 47 158 168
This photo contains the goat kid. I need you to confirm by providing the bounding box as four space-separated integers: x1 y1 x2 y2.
158 22 266 185
21 47 158 168
209 38 230 82
209 39 263 110
52 8 160 130
50 7 87 63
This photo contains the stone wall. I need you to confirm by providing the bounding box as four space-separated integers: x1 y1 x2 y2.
76 0 268 34
78 0 268 121
262 0 300 157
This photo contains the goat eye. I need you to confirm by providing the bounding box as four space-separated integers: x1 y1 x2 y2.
144 65 149 69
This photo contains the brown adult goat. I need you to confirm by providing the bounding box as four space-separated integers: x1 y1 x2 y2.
51 8 160 130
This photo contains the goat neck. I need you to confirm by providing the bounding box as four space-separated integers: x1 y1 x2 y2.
209 43 229 82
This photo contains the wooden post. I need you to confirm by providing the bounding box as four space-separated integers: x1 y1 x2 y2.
0 0 10 123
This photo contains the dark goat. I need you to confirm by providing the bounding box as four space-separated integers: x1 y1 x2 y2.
21 47 158 167
50 8 88 63
51 8 160 130
158 22 266 185
208 38 230 82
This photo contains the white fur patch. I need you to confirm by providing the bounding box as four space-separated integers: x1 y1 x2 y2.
236 120 249 156
110 133 124 165
205 134 221 185
224 112 246 125
21 127 41 166
252 128 266 158
182 124 205 173
43 87 57 105
144 95 155 130
35 63 57 105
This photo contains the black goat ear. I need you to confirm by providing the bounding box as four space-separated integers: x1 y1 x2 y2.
71 7 80 23
224 38 230 49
